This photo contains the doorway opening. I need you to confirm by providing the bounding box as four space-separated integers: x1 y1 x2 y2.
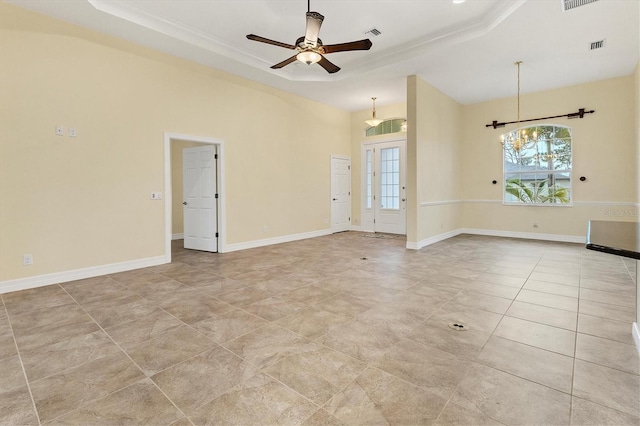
163 133 226 263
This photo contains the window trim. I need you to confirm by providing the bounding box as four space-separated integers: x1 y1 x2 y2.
502 124 573 207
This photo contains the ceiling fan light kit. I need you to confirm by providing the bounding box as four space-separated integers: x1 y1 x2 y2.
297 50 321 65
246 0 372 74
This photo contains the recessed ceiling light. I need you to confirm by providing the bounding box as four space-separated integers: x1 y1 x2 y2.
453 0 466 4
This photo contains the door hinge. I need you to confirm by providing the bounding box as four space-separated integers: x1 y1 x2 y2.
348 191 351 196
348 165 351 170
215 154 218 159
215 194 219 199
215 232 219 238
349 217 351 221
374 219 376 223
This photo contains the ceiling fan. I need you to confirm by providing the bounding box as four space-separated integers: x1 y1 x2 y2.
246 0 372 74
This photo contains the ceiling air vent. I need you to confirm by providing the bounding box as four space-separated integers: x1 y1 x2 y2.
364 28 382 37
562 0 599 11
590 39 606 50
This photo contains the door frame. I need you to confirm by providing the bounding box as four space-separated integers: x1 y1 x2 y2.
330 155 351 233
163 132 226 263
360 136 407 234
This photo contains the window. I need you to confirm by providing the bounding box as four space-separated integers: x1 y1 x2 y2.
365 118 406 137
503 125 572 205
380 147 400 209
365 149 372 209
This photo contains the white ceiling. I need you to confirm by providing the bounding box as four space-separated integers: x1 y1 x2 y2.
5 0 639 111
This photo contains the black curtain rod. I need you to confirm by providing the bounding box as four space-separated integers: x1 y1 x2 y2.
486 108 595 129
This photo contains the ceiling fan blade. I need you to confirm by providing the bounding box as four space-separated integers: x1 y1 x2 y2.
303 11 324 47
321 39 373 54
318 55 340 74
246 34 296 50
270 55 298 69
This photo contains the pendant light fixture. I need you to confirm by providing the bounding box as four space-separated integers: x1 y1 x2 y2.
365 97 383 127
501 61 537 152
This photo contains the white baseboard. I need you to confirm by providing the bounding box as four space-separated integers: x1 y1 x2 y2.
1 227 588 294
223 229 332 253
461 228 585 244
407 229 462 250
350 225 363 232
633 323 640 356
406 227 585 250
0 256 167 295
172 233 184 240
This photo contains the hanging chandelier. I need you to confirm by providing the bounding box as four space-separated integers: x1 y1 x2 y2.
533 152 558 162
501 61 537 152
365 97 383 127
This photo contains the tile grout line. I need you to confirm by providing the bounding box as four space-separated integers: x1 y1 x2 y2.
122 290 330 420
445 249 576 424
0 294 43 426
479 253 541 365
6 235 632 425
421 254 514 424
568 247 586 425
56 285 193 425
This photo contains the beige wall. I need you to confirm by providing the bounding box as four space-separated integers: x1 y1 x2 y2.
352 75 637 246
636 63 640 205
407 76 463 245
415 77 463 243
3 2 637 285
350 76 464 246
0 3 350 282
461 76 637 238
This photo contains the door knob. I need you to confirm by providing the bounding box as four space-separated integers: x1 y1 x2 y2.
402 198 406 202
182 202 187 205
332 198 337 201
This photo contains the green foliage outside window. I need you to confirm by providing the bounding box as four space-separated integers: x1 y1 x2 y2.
503 125 572 205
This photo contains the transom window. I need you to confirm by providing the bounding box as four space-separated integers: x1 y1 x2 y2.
503 125 572 205
365 118 407 137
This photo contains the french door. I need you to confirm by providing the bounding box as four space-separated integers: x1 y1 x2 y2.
361 139 406 234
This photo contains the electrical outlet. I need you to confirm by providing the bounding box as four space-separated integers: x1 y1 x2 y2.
23 254 33 266
150 192 163 200
263 225 268 233
69 127 77 137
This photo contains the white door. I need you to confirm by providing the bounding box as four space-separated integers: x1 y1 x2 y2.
362 140 406 234
331 156 351 233
183 145 218 252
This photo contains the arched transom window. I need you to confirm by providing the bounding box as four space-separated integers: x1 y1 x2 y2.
365 118 407 137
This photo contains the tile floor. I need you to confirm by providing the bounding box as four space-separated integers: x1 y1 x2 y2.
1 233 639 425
